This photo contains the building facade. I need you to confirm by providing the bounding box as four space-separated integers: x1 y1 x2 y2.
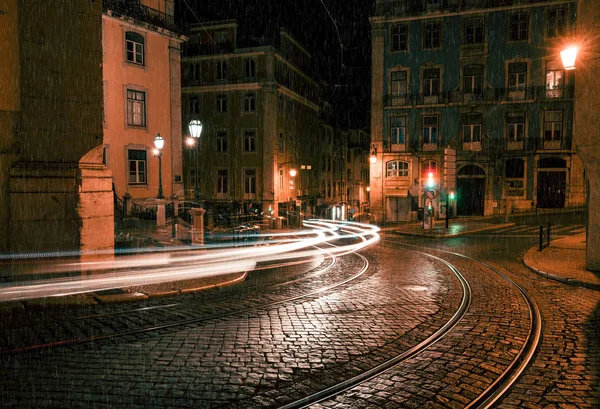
370 0 585 223
181 21 343 224
102 0 186 202
0 0 113 255
345 129 371 217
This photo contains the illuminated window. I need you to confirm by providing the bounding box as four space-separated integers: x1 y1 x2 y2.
127 90 146 126
126 32 144 65
386 160 409 178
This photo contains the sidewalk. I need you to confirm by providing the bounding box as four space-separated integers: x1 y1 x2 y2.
523 233 600 290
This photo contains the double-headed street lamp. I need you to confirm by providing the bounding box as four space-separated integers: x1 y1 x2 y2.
188 119 203 201
153 133 165 199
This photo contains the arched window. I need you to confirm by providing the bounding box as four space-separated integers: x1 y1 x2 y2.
421 160 438 178
125 32 144 65
243 93 256 112
387 160 409 178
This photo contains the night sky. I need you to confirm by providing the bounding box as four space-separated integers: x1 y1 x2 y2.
176 0 373 129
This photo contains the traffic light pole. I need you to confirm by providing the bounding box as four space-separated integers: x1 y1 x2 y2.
445 193 449 229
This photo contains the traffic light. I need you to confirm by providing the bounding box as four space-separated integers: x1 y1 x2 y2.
426 172 436 189
449 191 455 200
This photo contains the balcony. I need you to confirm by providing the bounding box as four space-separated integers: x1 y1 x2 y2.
507 140 524 151
103 0 181 34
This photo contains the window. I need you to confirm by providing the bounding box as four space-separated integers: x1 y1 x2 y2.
244 130 256 152
188 97 199 115
423 21 441 49
127 90 146 126
244 58 256 78
547 8 567 38
217 169 228 194
464 65 483 95
278 95 285 115
216 94 227 113
215 31 228 43
391 70 407 100
506 112 525 143
216 130 227 152
462 113 482 143
128 149 147 184
187 63 200 84
243 93 256 112
545 62 564 98
390 116 406 145
278 133 285 153
423 115 438 145
510 13 529 41
506 158 525 179
391 25 408 51
126 32 144 65
215 60 227 80
544 110 563 142
508 62 527 91
386 160 409 178
464 18 484 44
279 170 284 191
423 68 440 96
244 169 256 195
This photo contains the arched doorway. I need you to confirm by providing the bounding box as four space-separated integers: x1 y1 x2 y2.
537 157 566 208
457 164 486 216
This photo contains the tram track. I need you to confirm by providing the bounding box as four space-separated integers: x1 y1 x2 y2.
0 227 375 355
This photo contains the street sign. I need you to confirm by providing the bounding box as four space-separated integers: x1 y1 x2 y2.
426 190 437 199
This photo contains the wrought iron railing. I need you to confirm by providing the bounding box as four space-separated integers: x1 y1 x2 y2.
103 0 181 34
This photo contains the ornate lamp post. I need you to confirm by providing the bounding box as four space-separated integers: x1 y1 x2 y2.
153 133 165 199
188 119 203 201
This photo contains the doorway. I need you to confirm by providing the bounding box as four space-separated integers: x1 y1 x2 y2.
457 165 486 216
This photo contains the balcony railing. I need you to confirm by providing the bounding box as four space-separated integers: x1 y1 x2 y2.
384 85 574 108
103 0 181 34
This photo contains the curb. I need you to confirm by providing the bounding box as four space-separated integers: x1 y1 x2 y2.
522 248 600 291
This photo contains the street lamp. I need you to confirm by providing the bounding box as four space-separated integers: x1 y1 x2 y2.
153 133 165 199
369 144 377 164
188 119 203 201
560 46 578 70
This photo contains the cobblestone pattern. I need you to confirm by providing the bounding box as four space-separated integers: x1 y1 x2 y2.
0 245 461 408
304 244 531 409
490 258 600 408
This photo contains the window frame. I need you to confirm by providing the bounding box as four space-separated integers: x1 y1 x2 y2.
243 129 257 152
423 21 441 49
508 62 527 91
391 70 408 98
244 169 257 195
463 65 484 95
126 89 146 127
544 110 563 142
421 160 438 178
216 94 228 113
216 130 228 153
422 115 439 145
391 24 408 52
546 7 568 38
217 169 228 195
128 149 147 185
386 160 409 178
462 113 482 143
422 68 440 96
509 12 529 41
243 92 256 113
244 58 256 79
390 116 407 145
125 31 144 65
464 17 485 44
215 60 227 81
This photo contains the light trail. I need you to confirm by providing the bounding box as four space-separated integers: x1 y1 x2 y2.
0 220 379 302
